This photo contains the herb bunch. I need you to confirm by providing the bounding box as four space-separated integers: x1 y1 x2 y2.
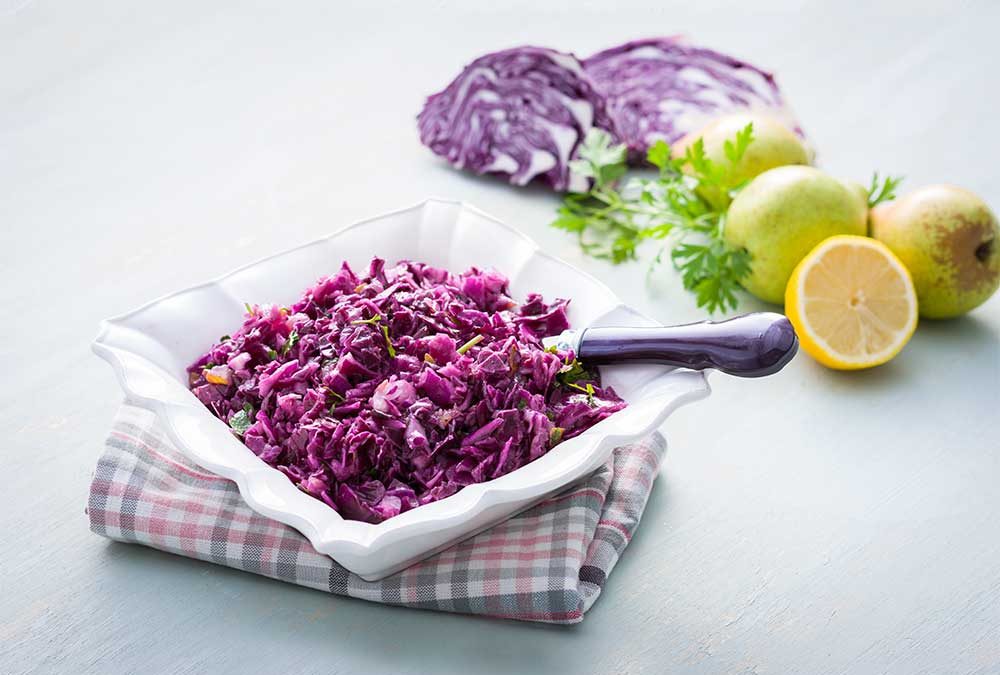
552 128 903 313
551 125 757 313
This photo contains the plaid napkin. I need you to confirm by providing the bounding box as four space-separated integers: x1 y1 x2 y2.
88 404 665 624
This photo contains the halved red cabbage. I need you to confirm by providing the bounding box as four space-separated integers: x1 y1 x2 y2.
583 37 803 159
417 46 616 192
187 259 626 524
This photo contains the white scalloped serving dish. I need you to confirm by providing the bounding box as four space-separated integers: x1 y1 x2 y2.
93 199 710 580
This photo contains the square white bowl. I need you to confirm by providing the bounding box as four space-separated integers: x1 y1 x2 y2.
93 199 710 580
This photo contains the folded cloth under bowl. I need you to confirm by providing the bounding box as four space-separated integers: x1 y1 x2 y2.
87 404 666 624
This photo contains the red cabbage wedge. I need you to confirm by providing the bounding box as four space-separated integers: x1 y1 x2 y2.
583 37 803 160
417 46 617 192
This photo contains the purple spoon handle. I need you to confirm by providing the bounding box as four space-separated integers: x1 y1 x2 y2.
577 312 798 378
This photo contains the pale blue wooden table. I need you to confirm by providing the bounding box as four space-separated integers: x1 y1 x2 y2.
2 1 999 673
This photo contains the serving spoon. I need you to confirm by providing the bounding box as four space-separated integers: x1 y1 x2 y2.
543 312 798 378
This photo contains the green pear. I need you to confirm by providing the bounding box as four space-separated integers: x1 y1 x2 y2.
842 179 870 215
870 185 1000 318
724 166 868 304
673 113 811 210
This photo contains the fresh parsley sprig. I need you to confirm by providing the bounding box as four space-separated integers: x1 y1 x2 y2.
552 125 757 313
553 132 641 263
867 172 904 209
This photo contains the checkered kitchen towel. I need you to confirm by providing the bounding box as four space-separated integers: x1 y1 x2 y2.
88 404 665 624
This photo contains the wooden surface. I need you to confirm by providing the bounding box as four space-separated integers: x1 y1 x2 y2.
2 1 999 673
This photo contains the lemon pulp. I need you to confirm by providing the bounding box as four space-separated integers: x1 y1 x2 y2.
785 235 918 369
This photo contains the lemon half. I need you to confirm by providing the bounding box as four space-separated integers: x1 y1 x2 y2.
785 235 918 370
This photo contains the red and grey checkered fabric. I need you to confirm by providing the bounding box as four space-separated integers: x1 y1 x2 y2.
88 405 665 624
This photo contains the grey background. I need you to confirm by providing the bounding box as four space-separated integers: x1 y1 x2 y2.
2 1 999 673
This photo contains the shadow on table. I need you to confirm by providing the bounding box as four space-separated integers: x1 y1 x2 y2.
797 312 998 389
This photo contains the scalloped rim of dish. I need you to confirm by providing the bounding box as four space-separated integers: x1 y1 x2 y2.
92 198 710 577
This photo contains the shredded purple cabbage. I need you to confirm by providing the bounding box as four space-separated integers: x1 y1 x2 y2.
187 258 626 523
583 37 802 159
417 46 617 192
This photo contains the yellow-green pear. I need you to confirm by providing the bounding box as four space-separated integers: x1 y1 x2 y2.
842 179 870 215
870 185 1000 318
673 114 811 209
724 166 868 304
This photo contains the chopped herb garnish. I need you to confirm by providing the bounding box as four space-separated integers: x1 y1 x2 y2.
549 426 565 446
326 387 347 415
229 403 255 436
349 313 395 357
351 314 383 326
456 334 484 355
244 302 254 315
281 329 300 355
566 381 596 405
556 357 588 386
265 347 278 360
380 324 397 358
219 335 230 342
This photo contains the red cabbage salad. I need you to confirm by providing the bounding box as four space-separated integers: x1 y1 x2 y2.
187 258 626 523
